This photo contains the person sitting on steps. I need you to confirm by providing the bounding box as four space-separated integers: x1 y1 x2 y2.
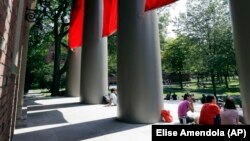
199 95 221 125
178 93 199 124
107 88 118 106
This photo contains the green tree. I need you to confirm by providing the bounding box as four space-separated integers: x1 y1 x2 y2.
158 10 171 50
47 0 71 96
25 25 54 91
162 36 191 89
25 0 71 96
108 33 118 74
174 0 234 96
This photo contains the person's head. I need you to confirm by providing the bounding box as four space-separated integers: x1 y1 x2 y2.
206 95 216 104
224 97 236 109
183 93 191 101
111 88 116 93
202 94 205 97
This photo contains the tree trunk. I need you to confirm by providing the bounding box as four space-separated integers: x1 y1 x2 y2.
220 74 224 84
217 73 221 84
227 67 231 82
224 73 229 89
51 21 61 96
197 74 200 88
178 72 183 89
211 69 217 97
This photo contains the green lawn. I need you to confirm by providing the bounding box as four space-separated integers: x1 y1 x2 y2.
163 78 240 99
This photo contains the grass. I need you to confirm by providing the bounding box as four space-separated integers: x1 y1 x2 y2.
29 78 241 101
163 78 240 99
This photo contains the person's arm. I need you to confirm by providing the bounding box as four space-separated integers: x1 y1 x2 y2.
213 105 221 125
236 110 242 124
214 114 221 125
108 94 114 106
236 115 240 124
109 98 113 106
189 102 194 112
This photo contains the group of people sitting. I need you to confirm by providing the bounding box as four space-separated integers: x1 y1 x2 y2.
178 93 241 125
164 92 178 100
104 89 241 124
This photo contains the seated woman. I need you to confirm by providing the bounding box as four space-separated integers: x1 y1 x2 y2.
199 95 221 125
220 97 240 125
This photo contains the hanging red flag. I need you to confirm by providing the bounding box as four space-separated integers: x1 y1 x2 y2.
103 0 118 37
145 0 177 11
69 0 175 49
68 0 84 49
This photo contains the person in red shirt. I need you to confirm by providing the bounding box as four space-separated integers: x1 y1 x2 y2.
199 95 221 125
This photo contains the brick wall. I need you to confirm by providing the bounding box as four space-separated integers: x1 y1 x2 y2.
0 0 29 141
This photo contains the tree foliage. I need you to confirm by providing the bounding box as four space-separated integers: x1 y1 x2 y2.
108 33 118 74
162 36 192 88
169 0 235 95
25 0 71 95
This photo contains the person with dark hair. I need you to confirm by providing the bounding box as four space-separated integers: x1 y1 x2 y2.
220 97 240 124
199 95 221 125
172 92 178 100
164 92 171 100
200 94 206 104
178 93 198 124
107 88 118 106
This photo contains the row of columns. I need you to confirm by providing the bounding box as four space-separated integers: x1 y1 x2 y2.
67 0 163 123
10 0 249 126
59 0 250 124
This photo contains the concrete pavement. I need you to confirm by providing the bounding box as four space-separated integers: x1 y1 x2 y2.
13 94 202 141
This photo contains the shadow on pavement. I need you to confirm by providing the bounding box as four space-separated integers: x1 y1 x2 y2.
28 102 84 111
13 117 148 141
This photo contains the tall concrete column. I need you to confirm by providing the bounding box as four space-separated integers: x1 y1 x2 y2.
117 0 163 123
15 0 26 121
66 48 81 97
229 0 250 124
80 0 108 104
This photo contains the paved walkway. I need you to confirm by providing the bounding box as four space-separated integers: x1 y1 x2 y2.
13 93 203 141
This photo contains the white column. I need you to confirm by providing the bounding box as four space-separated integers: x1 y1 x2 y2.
80 0 108 104
229 0 250 124
66 48 81 97
117 0 163 123
15 0 25 121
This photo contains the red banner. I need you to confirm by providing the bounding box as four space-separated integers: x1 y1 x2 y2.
145 0 177 11
103 0 118 37
68 0 84 49
68 0 178 49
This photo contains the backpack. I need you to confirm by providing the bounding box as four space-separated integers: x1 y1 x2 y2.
102 95 110 104
161 109 173 123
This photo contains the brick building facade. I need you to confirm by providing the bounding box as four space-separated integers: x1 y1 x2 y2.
0 0 30 140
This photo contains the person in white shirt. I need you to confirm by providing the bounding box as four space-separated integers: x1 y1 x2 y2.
108 88 118 106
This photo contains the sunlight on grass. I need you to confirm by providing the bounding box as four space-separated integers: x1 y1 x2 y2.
163 78 240 99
